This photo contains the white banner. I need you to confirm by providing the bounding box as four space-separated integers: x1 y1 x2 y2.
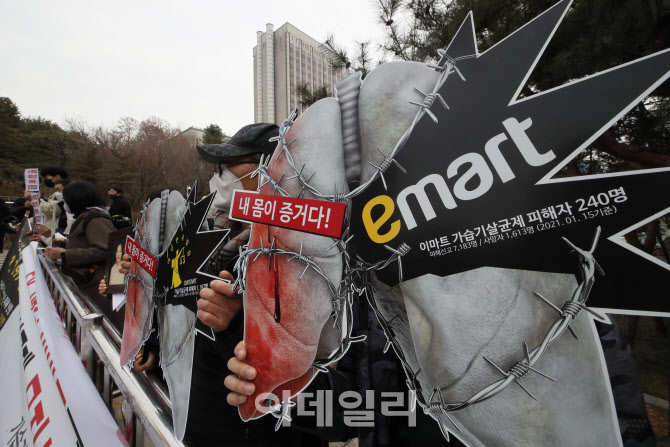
0 244 127 447
24 169 39 193
0 311 33 446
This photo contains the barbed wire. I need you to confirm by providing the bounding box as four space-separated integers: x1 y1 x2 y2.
124 195 196 369
232 234 366 341
259 393 297 431
361 270 426 412
121 206 159 368
251 55 470 206
236 51 476 429
240 49 611 438
241 50 609 438
364 228 605 441
233 238 340 310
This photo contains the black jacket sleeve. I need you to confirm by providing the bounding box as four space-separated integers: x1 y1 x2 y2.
0 198 10 222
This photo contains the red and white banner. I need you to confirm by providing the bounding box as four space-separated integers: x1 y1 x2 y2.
0 244 127 447
24 169 44 225
125 236 157 277
29 192 44 226
24 169 39 193
230 190 347 238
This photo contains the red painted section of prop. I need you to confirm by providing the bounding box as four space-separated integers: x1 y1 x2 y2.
121 258 143 364
230 191 346 238
238 126 343 421
120 220 152 367
125 236 157 277
238 223 318 420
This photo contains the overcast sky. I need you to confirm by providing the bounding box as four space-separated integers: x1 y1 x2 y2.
0 0 387 135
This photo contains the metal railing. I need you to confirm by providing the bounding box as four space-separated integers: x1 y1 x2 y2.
37 253 184 447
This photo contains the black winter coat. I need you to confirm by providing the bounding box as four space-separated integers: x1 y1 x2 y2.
109 195 132 220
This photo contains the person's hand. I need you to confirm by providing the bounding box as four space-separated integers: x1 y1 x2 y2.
224 341 257 405
24 191 31 199
99 279 107 296
120 253 131 274
197 271 242 332
44 247 65 259
224 341 323 407
30 233 43 242
35 224 52 237
133 349 156 372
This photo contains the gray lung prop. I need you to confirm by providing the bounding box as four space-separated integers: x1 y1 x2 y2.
154 191 193 440
399 272 618 447
346 58 621 445
120 195 163 367
359 61 440 181
280 99 349 363
122 189 194 440
237 98 349 421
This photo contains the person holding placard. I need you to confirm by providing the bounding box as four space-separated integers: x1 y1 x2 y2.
44 180 123 330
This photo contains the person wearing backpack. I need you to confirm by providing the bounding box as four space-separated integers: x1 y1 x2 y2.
44 180 124 330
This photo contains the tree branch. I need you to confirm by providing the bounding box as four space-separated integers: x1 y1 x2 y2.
592 131 670 168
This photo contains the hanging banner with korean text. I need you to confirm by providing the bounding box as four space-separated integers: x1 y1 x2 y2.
0 244 126 447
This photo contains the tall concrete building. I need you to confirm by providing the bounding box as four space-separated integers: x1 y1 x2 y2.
253 22 347 125
178 126 205 146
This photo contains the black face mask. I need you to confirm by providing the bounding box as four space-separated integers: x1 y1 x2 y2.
44 178 54 188
109 194 117 200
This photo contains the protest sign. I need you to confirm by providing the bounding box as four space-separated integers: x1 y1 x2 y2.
231 190 346 238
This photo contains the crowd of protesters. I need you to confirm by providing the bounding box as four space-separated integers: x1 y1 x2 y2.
0 138 453 447
1 166 133 330
0 126 658 447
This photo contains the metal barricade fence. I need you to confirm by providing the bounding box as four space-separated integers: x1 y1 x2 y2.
37 253 184 447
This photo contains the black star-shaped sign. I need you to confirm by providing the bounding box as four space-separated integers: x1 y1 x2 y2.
154 183 229 339
350 0 670 314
